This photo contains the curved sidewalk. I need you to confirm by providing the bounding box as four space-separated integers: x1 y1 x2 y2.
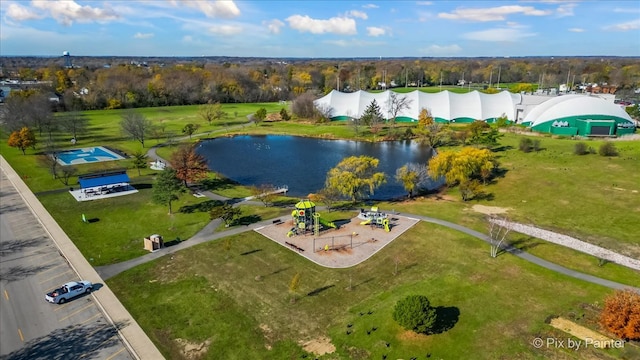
0 156 165 360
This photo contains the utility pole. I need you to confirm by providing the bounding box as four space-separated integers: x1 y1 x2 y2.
489 68 493 88
497 66 501 89
439 71 443 90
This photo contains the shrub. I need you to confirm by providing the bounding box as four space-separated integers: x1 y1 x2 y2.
519 137 533 152
599 289 640 340
598 142 618 157
392 295 437 334
574 142 589 155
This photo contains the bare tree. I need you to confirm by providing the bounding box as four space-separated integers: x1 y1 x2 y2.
59 111 88 142
387 92 412 131
291 92 318 118
58 166 78 186
488 216 511 258
250 184 278 207
120 110 152 147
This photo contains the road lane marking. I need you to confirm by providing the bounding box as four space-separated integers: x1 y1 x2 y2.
4 290 8 300
18 328 24 342
105 347 126 360
39 270 73 284
59 303 95 322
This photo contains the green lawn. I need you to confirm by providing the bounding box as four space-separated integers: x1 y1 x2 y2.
108 222 637 359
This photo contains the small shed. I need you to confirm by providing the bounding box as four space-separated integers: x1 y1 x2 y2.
144 234 164 252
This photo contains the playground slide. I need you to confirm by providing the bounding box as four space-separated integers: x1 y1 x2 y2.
318 217 337 229
359 219 372 225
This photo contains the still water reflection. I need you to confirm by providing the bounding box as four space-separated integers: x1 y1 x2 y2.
196 135 435 200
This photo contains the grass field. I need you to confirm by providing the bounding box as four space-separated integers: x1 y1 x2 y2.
2 102 639 358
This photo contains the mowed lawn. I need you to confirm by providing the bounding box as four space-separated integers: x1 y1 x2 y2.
108 222 637 359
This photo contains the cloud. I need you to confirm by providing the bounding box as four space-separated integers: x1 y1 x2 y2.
439 5 551 22
170 0 240 18
556 3 576 17
568 28 585 32
416 1 433 5
134 32 154 39
462 28 537 41
346 10 368 19
263 19 285 34
420 44 463 56
614 7 640 13
6 3 44 21
363 4 379 9
286 15 357 35
367 26 386 37
603 19 640 31
208 24 243 35
29 0 120 26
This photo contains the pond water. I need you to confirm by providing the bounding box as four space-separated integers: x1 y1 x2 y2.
196 135 436 200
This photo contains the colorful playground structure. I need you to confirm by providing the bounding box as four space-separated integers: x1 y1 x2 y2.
358 206 390 232
287 200 336 237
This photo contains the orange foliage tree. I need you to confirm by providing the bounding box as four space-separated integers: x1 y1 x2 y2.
170 144 209 187
8 127 37 155
599 289 640 340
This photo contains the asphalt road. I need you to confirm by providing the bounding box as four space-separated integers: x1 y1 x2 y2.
0 170 133 360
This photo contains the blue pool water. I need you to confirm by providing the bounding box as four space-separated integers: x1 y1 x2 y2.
56 147 125 165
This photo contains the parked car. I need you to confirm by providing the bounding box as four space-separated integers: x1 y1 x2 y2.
45 281 93 304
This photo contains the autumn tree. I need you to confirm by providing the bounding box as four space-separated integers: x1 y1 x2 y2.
132 151 148 176
8 127 37 155
152 168 186 215
199 102 227 126
120 111 152 147
428 147 496 201
209 203 242 227
600 289 640 341
309 186 342 211
170 144 209 187
395 163 428 199
250 184 278 207
415 108 449 149
182 123 199 139
289 272 301 303
325 155 386 201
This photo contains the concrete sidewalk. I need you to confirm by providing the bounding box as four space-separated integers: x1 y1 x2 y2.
0 156 164 360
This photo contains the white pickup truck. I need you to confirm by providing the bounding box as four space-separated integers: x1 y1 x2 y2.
45 281 93 304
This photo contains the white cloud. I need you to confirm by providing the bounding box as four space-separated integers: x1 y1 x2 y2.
568 28 584 32
462 28 537 41
31 0 120 26
183 35 194 42
286 15 357 35
416 1 433 5
420 44 463 56
363 4 379 9
346 10 368 19
613 7 640 13
6 3 44 21
438 5 551 22
208 24 243 35
134 32 154 39
170 0 240 18
556 4 576 17
263 19 285 34
367 26 386 37
603 19 640 31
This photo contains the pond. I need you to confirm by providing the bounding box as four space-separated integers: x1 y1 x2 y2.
196 135 437 200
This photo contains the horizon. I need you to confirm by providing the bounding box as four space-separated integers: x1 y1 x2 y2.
1 1 639 58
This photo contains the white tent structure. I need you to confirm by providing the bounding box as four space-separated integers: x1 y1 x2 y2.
314 90 523 123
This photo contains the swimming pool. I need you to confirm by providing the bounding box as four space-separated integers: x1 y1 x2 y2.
56 146 125 166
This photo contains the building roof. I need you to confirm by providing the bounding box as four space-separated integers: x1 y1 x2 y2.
523 95 633 127
78 171 130 189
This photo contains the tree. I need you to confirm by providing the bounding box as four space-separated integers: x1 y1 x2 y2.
291 92 318 118
599 142 618 157
415 108 449 149
8 127 37 155
325 156 386 201
488 216 511 258
387 92 412 131
466 121 501 146
250 184 278 207
279 108 291 121
600 289 640 341
289 272 301 303
170 144 209 187
182 123 199 139
59 111 88 142
395 163 428 199
132 151 148 176
152 168 186 214
58 166 77 186
199 102 227 126
120 111 152 147
392 295 437 334
254 107 267 126
360 99 384 130
209 203 242 227
428 147 496 200
308 186 342 211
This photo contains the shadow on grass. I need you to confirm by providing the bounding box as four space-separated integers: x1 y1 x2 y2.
272 198 298 207
429 306 460 334
491 145 514 152
307 284 335 296
164 237 183 247
233 214 262 226
507 236 543 254
132 183 153 190
240 249 262 256
200 177 239 191
178 199 223 213
87 218 100 223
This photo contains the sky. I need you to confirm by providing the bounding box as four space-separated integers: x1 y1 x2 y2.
0 0 639 58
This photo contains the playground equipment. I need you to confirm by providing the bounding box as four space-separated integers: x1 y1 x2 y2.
287 200 336 237
358 206 390 232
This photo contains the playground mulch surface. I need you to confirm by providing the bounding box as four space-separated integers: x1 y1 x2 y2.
254 214 420 268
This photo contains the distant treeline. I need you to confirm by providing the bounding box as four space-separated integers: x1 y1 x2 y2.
1 56 638 111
